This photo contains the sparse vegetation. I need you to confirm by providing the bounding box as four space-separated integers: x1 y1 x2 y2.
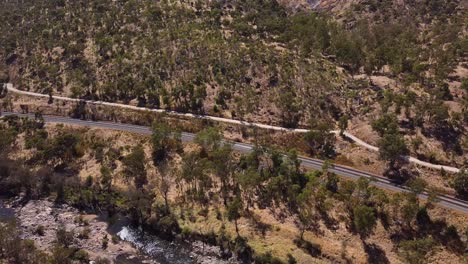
0 0 467 262
1 116 466 263
452 169 468 199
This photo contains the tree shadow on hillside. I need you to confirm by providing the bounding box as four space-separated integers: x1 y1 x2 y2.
423 125 463 155
383 163 413 185
364 243 389 264
246 211 272 237
318 209 339 231
293 237 322 258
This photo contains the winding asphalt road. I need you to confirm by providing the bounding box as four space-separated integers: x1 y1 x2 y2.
1 112 467 213
4 83 460 173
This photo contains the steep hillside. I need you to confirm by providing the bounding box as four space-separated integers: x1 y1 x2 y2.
0 0 351 128
0 0 466 176
1 116 467 263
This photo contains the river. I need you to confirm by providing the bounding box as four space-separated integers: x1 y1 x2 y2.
0 199 15 221
116 225 236 264
0 199 237 264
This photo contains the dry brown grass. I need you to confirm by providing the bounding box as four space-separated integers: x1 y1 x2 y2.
5 121 467 264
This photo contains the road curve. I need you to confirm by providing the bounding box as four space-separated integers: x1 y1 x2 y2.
1 112 467 213
3 83 460 173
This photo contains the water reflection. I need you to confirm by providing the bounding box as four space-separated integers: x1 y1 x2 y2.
0 199 15 221
117 226 194 264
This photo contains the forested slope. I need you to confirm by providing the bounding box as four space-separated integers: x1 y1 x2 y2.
1 116 467 263
0 0 466 189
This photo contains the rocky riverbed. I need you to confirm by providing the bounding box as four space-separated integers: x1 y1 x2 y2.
14 199 139 262
117 226 238 264
2 199 239 264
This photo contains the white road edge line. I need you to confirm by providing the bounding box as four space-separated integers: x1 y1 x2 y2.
3 83 460 173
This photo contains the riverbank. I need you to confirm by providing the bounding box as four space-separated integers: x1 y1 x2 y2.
12 199 139 262
117 226 238 264
1 198 239 264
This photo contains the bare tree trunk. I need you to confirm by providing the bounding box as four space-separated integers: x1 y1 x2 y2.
164 191 169 213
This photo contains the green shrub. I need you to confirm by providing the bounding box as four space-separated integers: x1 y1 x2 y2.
398 238 435 264
35 225 45 236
